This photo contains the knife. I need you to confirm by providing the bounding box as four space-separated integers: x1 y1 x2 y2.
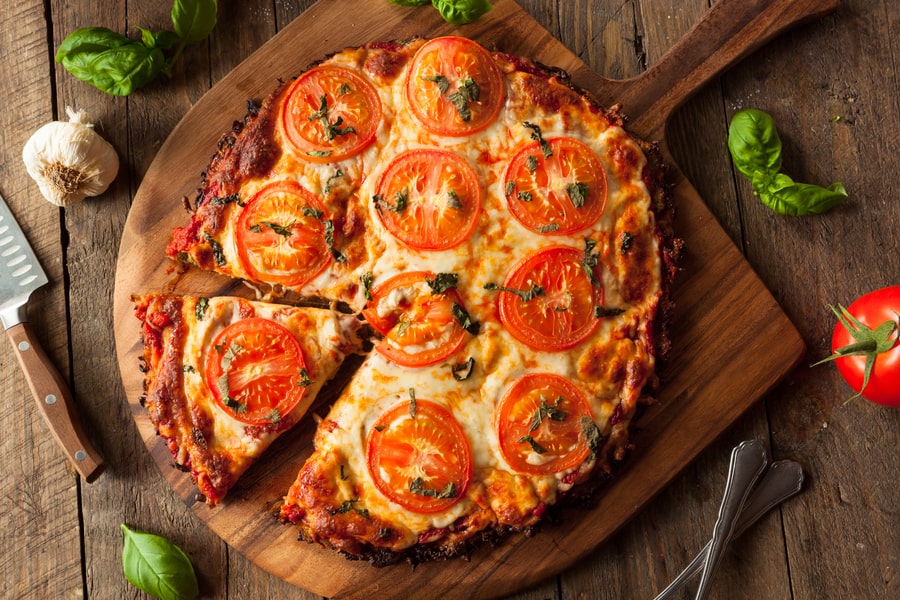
0 191 104 482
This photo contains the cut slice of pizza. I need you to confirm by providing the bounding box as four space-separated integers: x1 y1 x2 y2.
164 55 389 311
132 293 362 505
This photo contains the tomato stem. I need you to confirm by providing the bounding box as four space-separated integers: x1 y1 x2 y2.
812 304 900 403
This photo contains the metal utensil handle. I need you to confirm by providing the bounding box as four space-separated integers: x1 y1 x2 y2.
694 439 768 600
7 322 105 482
652 460 804 600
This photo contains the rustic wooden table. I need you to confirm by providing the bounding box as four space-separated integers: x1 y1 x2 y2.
1 1 897 599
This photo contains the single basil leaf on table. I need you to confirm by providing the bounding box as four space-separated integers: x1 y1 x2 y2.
727 108 783 178
171 0 218 44
431 0 494 25
121 524 199 600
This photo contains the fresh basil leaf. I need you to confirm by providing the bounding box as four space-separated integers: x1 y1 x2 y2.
171 0 218 44
431 0 494 25
86 44 167 96
120 524 199 600
728 108 848 216
56 27 130 61
56 25 167 96
759 177 848 216
727 108 782 178
56 27 131 83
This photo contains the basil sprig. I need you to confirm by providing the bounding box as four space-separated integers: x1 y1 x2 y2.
121 524 199 600
56 0 217 97
387 0 493 25
727 108 847 216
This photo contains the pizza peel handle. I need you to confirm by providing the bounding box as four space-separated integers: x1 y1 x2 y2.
602 0 841 142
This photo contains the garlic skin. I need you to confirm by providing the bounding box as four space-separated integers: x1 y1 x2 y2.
22 107 119 207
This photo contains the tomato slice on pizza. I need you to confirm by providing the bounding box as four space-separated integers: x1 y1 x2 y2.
503 136 607 235
373 149 481 251
406 36 504 137
236 181 331 287
493 246 604 351
281 65 382 162
366 399 472 513
362 271 473 367
496 373 593 475
204 317 309 425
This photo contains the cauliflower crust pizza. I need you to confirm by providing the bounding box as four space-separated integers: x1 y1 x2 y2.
137 36 678 564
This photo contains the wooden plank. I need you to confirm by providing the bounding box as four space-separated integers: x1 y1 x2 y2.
0 0 85 598
721 0 900 598
48 1 157 598
45 1 239 598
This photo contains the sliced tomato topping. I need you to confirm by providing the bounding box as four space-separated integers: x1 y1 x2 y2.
373 149 481 250
361 271 471 367
496 373 593 475
281 65 382 162
406 36 504 137
366 399 471 513
236 181 331 288
503 137 607 235
495 246 603 351
204 318 308 425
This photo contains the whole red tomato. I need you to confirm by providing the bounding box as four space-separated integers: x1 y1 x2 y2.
823 286 900 407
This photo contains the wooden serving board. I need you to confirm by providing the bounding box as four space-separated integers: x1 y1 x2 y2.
113 0 835 597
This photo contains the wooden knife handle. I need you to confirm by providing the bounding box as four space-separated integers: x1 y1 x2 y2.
6 322 105 482
614 0 841 140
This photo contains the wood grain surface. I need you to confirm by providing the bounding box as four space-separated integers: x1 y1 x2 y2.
110 0 815 597
2 0 898 599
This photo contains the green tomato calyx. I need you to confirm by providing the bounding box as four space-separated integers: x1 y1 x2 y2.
812 305 900 403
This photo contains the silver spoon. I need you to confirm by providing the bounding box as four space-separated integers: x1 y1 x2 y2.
652 459 805 600
693 439 768 600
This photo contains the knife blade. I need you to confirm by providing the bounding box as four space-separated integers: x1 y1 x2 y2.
0 191 104 482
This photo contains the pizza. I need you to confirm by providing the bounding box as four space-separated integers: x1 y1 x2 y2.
140 35 677 563
133 293 362 505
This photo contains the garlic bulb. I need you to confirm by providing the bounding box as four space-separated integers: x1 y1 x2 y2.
22 107 119 207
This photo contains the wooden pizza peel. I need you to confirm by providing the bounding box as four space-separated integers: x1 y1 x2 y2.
113 0 836 597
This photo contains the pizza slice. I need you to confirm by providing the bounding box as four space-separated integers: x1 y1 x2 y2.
132 293 362 505
164 51 391 310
